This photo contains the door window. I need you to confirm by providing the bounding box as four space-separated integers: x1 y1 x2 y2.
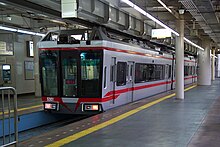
62 58 77 97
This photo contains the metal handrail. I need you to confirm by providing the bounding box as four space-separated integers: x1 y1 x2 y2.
0 87 18 147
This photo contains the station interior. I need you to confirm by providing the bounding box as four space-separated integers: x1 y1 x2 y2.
1 0 220 146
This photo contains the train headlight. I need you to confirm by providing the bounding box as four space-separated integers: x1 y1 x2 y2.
44 102 59 111
84 104 100 111
92 105 99 110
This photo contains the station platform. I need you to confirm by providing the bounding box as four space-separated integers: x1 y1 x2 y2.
0 93 42 116
16 94 42 115
19 79 220 147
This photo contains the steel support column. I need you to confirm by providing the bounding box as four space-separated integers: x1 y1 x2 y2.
175 16 184 99
33 36 41 97
198 39 211 85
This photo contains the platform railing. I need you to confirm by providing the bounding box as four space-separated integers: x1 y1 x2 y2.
0 87 18 147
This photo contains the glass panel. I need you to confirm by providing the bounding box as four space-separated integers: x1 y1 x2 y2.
117 62 127 86
155 65 163 80
169 65 172 78
148 64 155 81
62 58 77 97
40 51 58 96
80 51 101 97
104 66 107 88
135 63 148 83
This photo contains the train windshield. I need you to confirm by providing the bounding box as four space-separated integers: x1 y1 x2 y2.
40 50 102 98
80 51 102 97
40 51 58 96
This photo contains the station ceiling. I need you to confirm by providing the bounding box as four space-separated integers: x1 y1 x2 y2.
0 0 219 50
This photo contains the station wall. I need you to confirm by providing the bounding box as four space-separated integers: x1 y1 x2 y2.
0 32 41 94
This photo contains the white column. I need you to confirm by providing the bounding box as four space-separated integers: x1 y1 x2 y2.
198 39 211 85
33 36 41 97
218 54 220 77
175 17 184 99
212 48 215 81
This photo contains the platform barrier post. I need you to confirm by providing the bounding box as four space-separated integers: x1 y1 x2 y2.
0 87 18 147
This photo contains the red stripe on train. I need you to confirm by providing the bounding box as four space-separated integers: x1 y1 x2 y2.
42 76 197 111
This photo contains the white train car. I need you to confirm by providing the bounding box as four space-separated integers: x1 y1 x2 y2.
184 56 197 85
39 29 197 114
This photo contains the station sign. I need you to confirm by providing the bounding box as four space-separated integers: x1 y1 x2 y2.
151 29 172 39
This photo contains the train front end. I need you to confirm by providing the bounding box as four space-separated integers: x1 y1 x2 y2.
38 30 103 114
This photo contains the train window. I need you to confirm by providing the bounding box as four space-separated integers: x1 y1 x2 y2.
62 58 77 97
130 64 133 76
184 66 187 76
155 65 165 80
110 65 113 82
117 62 127 86
40 51 58 96
135 63 148 83
155 65 161 80
80 51 102 97
192 66 194 75
184 66 191 76
148 64 155 81
168 65 172 78
126 64 129 78
104 66 107 88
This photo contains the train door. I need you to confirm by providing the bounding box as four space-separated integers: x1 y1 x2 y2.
110 57 116 104
60 51 79 98
127 61 134 102
165 64 169 91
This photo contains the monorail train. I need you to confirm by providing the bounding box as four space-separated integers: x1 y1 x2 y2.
38 28 197 114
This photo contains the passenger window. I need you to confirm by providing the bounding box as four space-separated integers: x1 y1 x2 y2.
168 65 172 78
104 66 107 88
117 62 127 86
135 63 148 83
148 64 155 81
135 63 166 83
110 65 113 82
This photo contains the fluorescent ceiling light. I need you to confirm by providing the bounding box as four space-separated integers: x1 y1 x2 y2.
0 26 17 32
121 0 179 36
35 33 45 37
0 2 6 6
0 25 45 37
157 0 172 13
184 37 204 51
17 29 36 35
120 0 205 51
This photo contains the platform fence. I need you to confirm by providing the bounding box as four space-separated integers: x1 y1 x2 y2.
0 87 18 147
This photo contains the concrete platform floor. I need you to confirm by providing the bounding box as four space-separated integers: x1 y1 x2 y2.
19 79 220 147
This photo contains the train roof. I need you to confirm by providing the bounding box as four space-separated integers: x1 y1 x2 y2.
38 27 196 59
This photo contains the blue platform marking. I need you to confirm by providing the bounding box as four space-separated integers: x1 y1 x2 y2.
0 111 71 137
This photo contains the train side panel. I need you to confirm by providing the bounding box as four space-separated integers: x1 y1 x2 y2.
101 49 173 111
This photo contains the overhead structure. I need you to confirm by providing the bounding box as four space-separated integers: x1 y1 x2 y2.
62 0 153 37
179 0 220 47
0 0 219 50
